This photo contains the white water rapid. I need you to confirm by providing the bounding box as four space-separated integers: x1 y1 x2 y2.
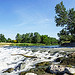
0 46 66 75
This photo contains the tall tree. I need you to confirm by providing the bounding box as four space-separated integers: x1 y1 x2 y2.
41 35 48 44
0 34 6 42
21 34 26 43
25 33 31 43
15 33 22 43
33 32 41 43
30 33 33 43
7 38 11 42
55 1 75 42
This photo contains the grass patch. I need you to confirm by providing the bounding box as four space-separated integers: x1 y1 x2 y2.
10 43 46 46
0 43 11 45
0 43 46 46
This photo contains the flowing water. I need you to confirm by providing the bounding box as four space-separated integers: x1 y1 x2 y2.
0 46 75 75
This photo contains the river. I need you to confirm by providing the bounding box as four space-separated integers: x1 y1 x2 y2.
0 46 75 75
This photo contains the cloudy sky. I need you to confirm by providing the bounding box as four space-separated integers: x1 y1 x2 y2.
0 0 75 39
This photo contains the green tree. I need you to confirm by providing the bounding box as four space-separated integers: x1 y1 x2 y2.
41 35 58 45
15 33 22 43
30 33 33 43
41 35 48 44
24 33 30 43
55 1 75 42
50 37 58 45
0 34 6 42
7 38 11 42
57 29 72 44
33 32 41 43
21 34 26 43
21 33 32 43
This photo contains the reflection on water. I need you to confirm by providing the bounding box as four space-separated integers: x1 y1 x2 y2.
3 45 75 49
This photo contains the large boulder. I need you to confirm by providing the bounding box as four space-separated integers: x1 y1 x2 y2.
45 65 75 75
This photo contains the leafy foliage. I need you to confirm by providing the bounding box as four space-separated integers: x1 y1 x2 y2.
15 33 22 43
0 32 58 45
33 32 41 43
7 38 11 43
0 34 6 42
15 32 58 45
55 1 75 43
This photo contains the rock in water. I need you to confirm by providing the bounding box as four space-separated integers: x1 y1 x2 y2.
68 52 75 58
3 68 14 73
11 54 37 58
45 65 75 74
54 57 63 62
25 73 37 75
60 52 75 66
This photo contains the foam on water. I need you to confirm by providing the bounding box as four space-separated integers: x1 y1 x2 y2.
0 46 64 75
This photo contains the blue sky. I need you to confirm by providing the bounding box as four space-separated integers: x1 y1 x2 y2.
0 0 75 39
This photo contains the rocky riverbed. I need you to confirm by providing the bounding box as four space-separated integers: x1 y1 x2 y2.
0 46 75 75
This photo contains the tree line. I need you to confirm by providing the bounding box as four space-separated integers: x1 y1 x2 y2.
15 32 58 45
0 34 16 43
0 32 58 45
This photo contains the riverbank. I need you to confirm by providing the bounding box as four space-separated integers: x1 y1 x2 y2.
0 43 46 47
0 43 11 47
61 42 75 47
0 43 59 47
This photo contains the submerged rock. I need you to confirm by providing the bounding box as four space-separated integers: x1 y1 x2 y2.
19 61 51 75
54 57 63 62
35 61 51 67
14 62 26 71
3 68 14 73
68 52 75 58
48 57 51 59
60 52 75 66
60 57 75 66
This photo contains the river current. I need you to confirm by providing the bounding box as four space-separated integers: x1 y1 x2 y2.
0 46 75 75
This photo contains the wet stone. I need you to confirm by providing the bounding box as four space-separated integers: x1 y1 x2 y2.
3 68 14 73
60 53 75 66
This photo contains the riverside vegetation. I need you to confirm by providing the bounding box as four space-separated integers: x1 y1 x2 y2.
55 1 75 44
0 32 58 46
